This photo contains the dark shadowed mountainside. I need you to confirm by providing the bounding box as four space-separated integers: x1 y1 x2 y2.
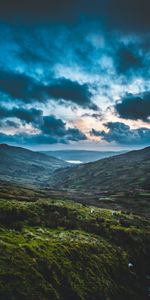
0 144 150 216
0 144 69 187
53 147 150 193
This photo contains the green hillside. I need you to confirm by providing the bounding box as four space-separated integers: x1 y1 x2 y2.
0 144 69 187
53 147 150 193
0 193 150 300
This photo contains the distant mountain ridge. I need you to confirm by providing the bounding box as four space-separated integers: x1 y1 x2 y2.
53 146 150 194
41 149 126 163
0 144 69 187
0 144 150 215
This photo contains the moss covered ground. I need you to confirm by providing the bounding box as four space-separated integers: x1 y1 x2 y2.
0 197 150 300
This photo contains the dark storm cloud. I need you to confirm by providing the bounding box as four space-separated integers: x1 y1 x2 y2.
0 104 42 124
66 128 86 142
5 120 20 128
0 70 96 109
115 92 150 122
91 122 150 145
102 0 150 33
0 127 87 146
115 44 143 75
0 0 149 33
0 103 87 142
0 1 149 148
39 115 66 136
46 78 98 110
0 70 41 102
0 119 20 129
32 115 87 142
0 0 85 25
13 108 43 124
0 132 59 145
0 106 87 145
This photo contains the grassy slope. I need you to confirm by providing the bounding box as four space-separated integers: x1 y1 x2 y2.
53 147 150 193
0 196 150 300
0 144 69 187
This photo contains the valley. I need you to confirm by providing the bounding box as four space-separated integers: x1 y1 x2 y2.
0 144 150 216
0 144 150 299
42 149 126 163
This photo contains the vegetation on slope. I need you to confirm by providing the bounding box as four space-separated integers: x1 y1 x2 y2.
53 147 150 193
0 145 150 299
0 144 69 187
0 196 150 300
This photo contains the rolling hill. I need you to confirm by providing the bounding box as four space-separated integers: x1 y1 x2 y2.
0 146 150 299
0 144 69 187
0 194 150 300
53 146 150 194
0 144 150 215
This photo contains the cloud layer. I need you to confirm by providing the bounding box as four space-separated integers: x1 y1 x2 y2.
115 92 150 122
92 122 150 146
0 1 149 148
0 70 97 109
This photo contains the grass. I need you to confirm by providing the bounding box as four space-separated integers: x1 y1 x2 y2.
0 196 150 299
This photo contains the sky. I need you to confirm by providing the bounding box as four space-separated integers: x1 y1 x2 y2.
0 0 150 150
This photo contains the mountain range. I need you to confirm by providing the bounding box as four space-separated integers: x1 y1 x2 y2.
0 143 150 215
41 149 126 163
1 143 150 195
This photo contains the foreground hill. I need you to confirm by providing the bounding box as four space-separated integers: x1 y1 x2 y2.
0 144 69 187
0 193 150 299
53 147 150 194
42 149 125 163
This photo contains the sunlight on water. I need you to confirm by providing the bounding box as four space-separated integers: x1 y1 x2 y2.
66 160 83 164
